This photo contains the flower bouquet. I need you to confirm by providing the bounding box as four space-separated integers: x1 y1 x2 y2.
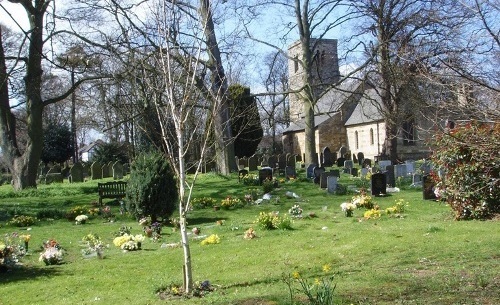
288 204 303 218
75 214 88 225
39 239 63 265
244 228 256 239
340 202 356 217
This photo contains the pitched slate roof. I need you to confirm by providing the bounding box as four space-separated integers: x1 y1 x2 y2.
344 88 384 126
283 112 340 133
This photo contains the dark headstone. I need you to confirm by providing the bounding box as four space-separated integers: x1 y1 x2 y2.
112 161 124 179
339 146 347 158
268 155 278 169
362 158 372 168
322 147 333 167
351 168 358 177
69 162 84 183
91 162 102 180
248 156 258 171
394 164 407 178
357 152 365 166
371 173 387 196
352 154 358 164
101 164 110 178
320 171 336 188
286 153 294 166
313 166 325 184
330 169 340 178
238 169 249 182
327 176 338 193
422 175 436 200
45 173 64 184
306 163 317 179
285 166 296 179
259 167 273 185
384 165 396 187
378 160 392 171
336 157 346 168
344 160 354 169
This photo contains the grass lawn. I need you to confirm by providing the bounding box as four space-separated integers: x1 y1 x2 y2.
0 170 498 305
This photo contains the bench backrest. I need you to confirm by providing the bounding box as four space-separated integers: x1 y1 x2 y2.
98 181 127 195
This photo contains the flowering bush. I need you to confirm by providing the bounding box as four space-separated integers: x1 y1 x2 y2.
364 208 381 220
81 233 104 257
190 197 218 209
430 122 500 220
385 199 409 215
113 234 144 250
283 264 336 305
240 173 259 186
200 234 220 245
220 196 241 209
75 214 88 225
65 206 88 221
255 212 292 230
39 239 63 265
288 204 303 218
8 215 36 227
352 194 374 209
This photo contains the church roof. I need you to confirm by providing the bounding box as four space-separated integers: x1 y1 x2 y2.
315 80 359 114
344 89 384 126
283 113 340 133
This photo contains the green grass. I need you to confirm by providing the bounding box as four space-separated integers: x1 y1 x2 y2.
0 171 498 305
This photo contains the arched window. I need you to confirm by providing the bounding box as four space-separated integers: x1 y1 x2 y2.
370 128 374 145
355 131 359 149
294 55 299 73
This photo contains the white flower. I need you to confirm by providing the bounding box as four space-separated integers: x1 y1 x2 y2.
75 215 88 222
133 234 145 242
340 202 356 212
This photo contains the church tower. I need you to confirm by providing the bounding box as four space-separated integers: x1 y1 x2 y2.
288 39 340 121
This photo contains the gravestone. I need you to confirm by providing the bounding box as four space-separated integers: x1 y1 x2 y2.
285 166 296 179
422 175 436 200
320 171 336 188
357 152 365 166
351 168 358 177
338 146 347 158
83 164 90 177
412 173 422 185
112 161 124 180
306 163 317 179
69 162 84 183
91 162 102 180
286 153 294 166
101 164 110 178
330 169 340 178
61 166 70 178
45 173 64 184
378 160 392 171
258 167 273 185
384 165 396 187
327 176 338 194
260 155 269 167
47 164 61 175
344 160 354 170
405 161 415 174
248 155 258 171
238 169 249 182
39 163 50 178
420 162 432 174
362 158 372 168
394 164 408 178
123 163 130 175
360 168 369 179
352 154 358 165
336 157 346 168
278 154 287 174
235 156 239 168
239 157 247 169
268 155 278 170
313 166 326 184
371 173 387 196
322 147 333 167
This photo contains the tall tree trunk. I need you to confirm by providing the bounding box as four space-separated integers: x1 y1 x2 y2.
0 3 46 190
200 0 236 174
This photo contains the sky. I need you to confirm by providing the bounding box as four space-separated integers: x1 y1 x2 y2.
0 1 29 31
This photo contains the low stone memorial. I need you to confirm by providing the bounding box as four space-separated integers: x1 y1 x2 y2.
344 160 354 169
362 158 372 168
385 165 396 187
336 157 346 168
320 171 336 188
285 166 296 179
327 176 338 193
258 167 273 185
306 163 317 179
360 168 369 179
313 166 325 184
248 155 258 171
351 167 358 177
394 164 407 178
330 169 340 178
69 162 84 183
378 160 392 171
405 161 415 174
371 173 387 196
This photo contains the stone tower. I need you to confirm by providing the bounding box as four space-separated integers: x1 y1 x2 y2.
288 39 340 121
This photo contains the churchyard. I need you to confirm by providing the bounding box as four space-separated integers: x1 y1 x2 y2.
0 165 498 305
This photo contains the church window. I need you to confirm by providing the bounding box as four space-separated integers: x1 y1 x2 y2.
294 55 299 73
355 131 359 149
370 128 374 145
402 120 416 146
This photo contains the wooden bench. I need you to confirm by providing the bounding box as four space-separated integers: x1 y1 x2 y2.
98 181 127 205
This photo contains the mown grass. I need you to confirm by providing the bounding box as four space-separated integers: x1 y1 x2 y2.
0 171 498 305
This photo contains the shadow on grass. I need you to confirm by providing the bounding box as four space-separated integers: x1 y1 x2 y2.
187 217 228 226
0 264 69 283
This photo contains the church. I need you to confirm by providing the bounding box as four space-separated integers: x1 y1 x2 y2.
282 39 435 164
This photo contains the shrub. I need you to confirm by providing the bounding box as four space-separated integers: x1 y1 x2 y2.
335 184 347 195
36 208 65 220
262 178 275 194
240 173 259 186
255 212 292 230
191 197 217 209
220 196 242 209
430 122 500 220
8 215 36 227
126 152 178 221
65 205 88 221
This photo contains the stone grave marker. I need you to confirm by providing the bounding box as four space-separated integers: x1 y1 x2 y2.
322 147 333 167
45 173 64 184
320 171 336 188
330 169 340 178
39 163 50 178
360 168 369 179
268 155 278 170
238 157 247 169
344 160 354 170
336 157 346 168
352 153 358 165
405 161 415 174
378 160 392 171
422 175 436 200
259 167 273 185
394 164 407 178
362 158 372 168
313 166 325 184
371 173 387 196
285 166 296 179
420 162 432 174
278 154 287 174
385 165 396 187
47 164 61 174
248 155 258 171
113 161 124 179
351 167 358 177
306 163 317 179
412 173 422 185
91 162 102 180
357 152 364 166
260 155 269 167
69 162 84 183
286 153 294 166
61 166 70 178
338 146 347 158
101 163 110 178
327 176 338 193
